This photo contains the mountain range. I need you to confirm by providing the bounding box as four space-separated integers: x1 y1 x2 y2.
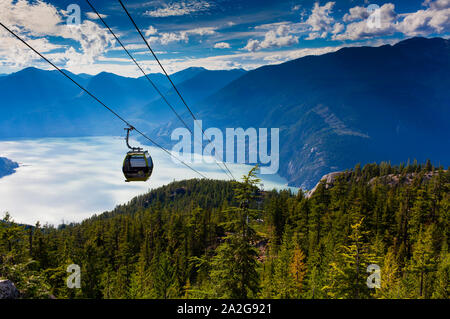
0 66 245 138
150 37 450 188
0 37 448 188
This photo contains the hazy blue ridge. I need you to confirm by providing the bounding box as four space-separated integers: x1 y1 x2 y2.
0 66 247 138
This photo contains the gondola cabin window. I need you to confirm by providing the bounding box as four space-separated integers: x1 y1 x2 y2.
130 156 147 168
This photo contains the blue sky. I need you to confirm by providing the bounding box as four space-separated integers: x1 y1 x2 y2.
0 0 449 76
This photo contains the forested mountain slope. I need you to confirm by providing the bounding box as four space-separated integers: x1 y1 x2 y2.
153 37 450 189
1 162 448 299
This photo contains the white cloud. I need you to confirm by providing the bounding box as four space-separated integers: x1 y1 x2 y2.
86 12 108 20
0 137 286 225
423 0 450 10
332 22 344 34
136 45 343 74
153 32 189 44
397 0 450 36
188 27 216 36
110 43 148 51
0 0 115 68
144 25 158 37
58 22 116 65
214 42 231 49
144 0 211 18
335 1 450 40
0 0 64 67
0 29 58 67
305 1 336 39
147 26 217 45
0 0 62 36
50 61 145 78
334 4 397 40
343 6 370 22
243 24 300 52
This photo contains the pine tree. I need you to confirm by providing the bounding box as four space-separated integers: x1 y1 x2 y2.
432 249 449 299
152 252 177 299
410 226 436 298
290 245 307 296
210 167 261 298
376 247 400 298
271 228 296 298
324 218 377 298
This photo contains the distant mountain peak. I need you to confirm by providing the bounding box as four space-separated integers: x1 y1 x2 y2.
0 157 19 179
393 36 448 47
183 37 450 188
178 66 206 72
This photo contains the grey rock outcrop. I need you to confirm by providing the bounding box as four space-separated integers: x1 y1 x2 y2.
306 171 343 198
0 279 20 299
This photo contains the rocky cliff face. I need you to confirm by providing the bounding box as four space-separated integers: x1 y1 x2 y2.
306 171 344 197
307 169 446 197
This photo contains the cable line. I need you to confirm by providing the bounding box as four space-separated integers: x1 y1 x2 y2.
85 0 193 136
0 21 207 179
86 0 233 180
117 0 236 181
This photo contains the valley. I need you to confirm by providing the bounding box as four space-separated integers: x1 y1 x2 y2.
0 37 448 190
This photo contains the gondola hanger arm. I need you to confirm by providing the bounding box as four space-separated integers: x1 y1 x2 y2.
125 126 142 152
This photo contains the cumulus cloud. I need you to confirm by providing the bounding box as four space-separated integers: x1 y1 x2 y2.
305 2 337 39
145 25 158 37
144 0 211 18
343 6 370 22
423 0 450 10
0 28 59 67
0 0 115 68
397 0 450 36
243 24 299 52
334 1 450 40
60 22 116 65
0 0 64 66
0 0 62 36
332 22 345 34
214 42 231 49
333 3 397 40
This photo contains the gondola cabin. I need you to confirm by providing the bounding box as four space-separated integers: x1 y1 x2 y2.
122 151 153 182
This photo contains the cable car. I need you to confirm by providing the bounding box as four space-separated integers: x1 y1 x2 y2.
122 127 153 182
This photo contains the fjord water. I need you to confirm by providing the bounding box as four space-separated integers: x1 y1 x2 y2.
0 137 295 225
